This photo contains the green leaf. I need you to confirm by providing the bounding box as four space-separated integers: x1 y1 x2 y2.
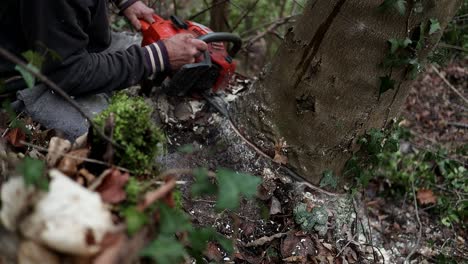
22 50 45 69
379 75 396 96
429 19 441 35
123 206 148 235
319 170 338 189
416 21 427 50
15 64 39 89
177 144 196 154
159 204 192 235
17 157 48 191
191 167 217 197
378 0 407 15
388 38 412 54
216 168 261 211
140 236 187 264
215 232 234 254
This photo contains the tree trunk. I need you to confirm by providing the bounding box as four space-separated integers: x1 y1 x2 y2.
210 0 230 32
232 0 462 185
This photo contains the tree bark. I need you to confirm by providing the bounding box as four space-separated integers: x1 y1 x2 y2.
210 0 230 32
232 0 462 185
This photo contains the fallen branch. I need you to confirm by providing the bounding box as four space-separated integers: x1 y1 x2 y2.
0 47 120 149
404 180 422 264
431 65 468 105
19 140 130 172
138 178 177 211
448 122 468 129
243 232 288 247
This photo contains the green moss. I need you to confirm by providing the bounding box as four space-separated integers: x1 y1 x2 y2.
93 93 165 174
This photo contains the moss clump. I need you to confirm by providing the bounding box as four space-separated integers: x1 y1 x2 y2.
93 93 165 173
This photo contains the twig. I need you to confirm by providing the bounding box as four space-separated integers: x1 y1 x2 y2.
19 140 130 172
189 0 230 20
448 122 468 129
242 16 295 50
431 65 468 105
0 47 121 148
438 43 468 53
243 232 288 247
231 0 260 32
336 233 358 257
138 178 177 211
404 180 422 264
241 15 297 37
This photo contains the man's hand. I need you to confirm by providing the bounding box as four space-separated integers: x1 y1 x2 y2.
123 1 155 30
163 34 208 71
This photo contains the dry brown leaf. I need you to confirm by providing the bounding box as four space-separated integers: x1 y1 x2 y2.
57 148 89 176
92 232 127 264
204 242 223 262
18 240 61 264
5 128 25 148
273 138 288 165
95 169 129 204
273 153 288 165
417 189 437 205
46 137 71 167
79 168 96 185
282 256 305 263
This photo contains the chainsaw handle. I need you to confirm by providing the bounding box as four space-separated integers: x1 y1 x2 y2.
197 33 242 57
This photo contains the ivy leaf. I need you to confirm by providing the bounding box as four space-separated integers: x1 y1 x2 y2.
22 50 45 69
216 168 261 211
191 167 217 197
188 227 233 262
378 0 407 15
15 64 39 89
429 19 441 35
123 206 148 235
140 236 187 264
407 59 422 79
159 204 192 235
319 170 338 189
17 157 48 191
388 38 412 54
379 75 396 96
413 1 423 13
177 144 196 154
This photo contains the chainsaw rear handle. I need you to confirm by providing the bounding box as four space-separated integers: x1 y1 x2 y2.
197 33 242 58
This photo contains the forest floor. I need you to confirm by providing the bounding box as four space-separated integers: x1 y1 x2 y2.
0 59 466 264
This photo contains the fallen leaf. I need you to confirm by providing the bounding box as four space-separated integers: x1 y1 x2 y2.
5 128 25 148
283 256 305 262
95 169 130 204
204 242 223 262
270 196 282 215
57 148 89 176
281 233 315 259
46 137 71 167
92 232 127 264
18 240 60 264
417 189 437 205
273 138 288 165
79 168 96 185
72 133 88 150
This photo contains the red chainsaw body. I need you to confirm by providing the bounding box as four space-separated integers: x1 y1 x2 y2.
140 15 236 92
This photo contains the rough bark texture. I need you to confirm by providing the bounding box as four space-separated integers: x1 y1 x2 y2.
210 0 230 32
232 0 462 184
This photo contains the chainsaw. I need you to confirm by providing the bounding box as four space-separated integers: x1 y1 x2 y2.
139 15 242 96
